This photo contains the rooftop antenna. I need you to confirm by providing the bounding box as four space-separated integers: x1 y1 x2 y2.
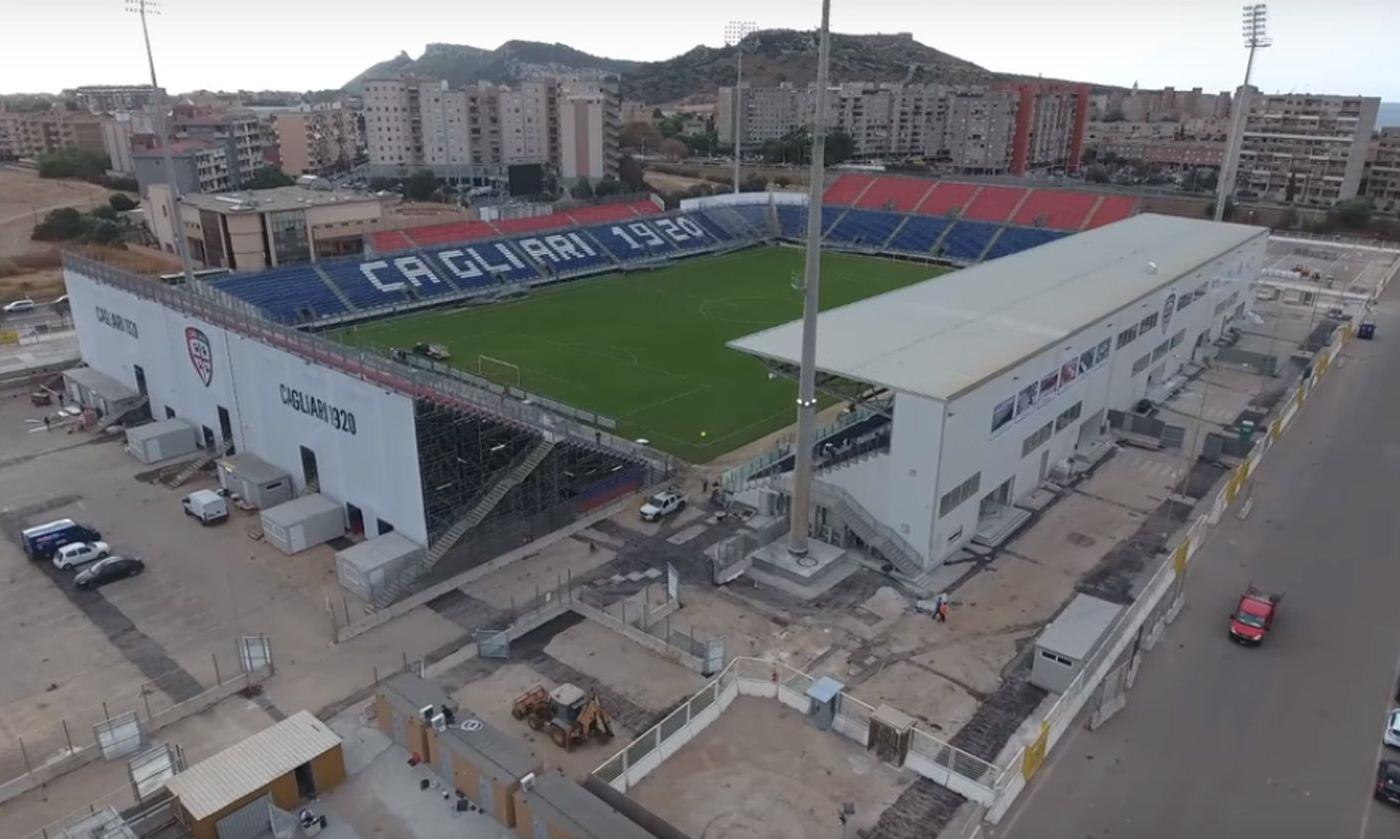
787 0 832 558
126 0 197 288
1214 4 1271 222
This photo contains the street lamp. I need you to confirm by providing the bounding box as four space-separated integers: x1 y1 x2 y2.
725 20 757 194
1214 4 1271 222
126 0 197 287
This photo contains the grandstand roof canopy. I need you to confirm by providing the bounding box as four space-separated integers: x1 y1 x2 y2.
729 214 1267 402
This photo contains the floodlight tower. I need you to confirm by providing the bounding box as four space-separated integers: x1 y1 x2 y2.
127 0 197 286
1214 4 1271 222
786 0 832 557
725 21 757 194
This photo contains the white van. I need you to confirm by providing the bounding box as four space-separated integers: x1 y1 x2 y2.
182 490 229 525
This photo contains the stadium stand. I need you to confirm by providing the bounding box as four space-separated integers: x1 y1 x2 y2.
777 205 807 239
1011 189 1098 231
938 220 1002 261
585 219 678 262
732 204 776 237
886 216 951 255
913 181 978 216
369 230 417 252
317 257 418 309
404 220 500 247
822 173 876 205
821 205 846 236
984 226 1068 260
211 265 350 324
961 185 1028 223
1084 195 1140 229
565 198 658 225
854 176 935 213
690 207 749 241
824 208 904 249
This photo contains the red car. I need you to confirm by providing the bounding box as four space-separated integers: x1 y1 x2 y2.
1229 586 1282 645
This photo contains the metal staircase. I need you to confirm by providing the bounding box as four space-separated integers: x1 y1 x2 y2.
808 479 925 577
166 441 233 488
373 437 558 607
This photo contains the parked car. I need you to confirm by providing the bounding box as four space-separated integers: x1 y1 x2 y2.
1385 710 1400 750
25 522 103 561
1377 760 1400 806
639 490 685 522
2 298 35 313
74 556 145 590
1359 320 1376 340
182 489 229 525
52 540 110 570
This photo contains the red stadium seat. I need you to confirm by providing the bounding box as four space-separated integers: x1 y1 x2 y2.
961 186 1028 223
626 198 661 217
368 230 416 252
1011 190 1099 231
493 213 574 235
823 173 876 206
1084 195 1140 229
913 181 978 216
565 203 643 225
403 220 501 246
855 176 938 212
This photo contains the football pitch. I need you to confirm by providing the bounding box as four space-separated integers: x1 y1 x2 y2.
336 247 945 462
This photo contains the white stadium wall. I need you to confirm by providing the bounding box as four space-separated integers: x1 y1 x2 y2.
65 268 429 544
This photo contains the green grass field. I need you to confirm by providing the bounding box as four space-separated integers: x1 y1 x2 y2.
336 248 945 462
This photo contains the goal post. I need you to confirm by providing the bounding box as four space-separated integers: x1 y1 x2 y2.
477 354 522 388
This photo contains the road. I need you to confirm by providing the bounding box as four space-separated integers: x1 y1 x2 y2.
996 294 1400 839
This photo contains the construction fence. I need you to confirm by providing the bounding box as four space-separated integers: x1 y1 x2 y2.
982 318 1359 824
1 635 273 809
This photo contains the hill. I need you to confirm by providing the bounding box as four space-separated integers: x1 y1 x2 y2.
344 41 637 92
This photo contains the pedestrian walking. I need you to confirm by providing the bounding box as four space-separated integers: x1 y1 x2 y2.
933 592 950 624
937 601 949 623
43 415 51 431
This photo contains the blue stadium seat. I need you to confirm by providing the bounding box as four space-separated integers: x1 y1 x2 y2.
690 210 738 242
657 213 722 253
212 265 349 324
424 240 542 286
984 226 1069 260
824 208 903 249
317 258 417 309
821 206 845 235
777 205 806 238
585 219 679 263
937 221 1002 261
732 204 772 236
508 230 614 277
886 216 950 255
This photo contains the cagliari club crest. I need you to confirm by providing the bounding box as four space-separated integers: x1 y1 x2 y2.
186 327 213 386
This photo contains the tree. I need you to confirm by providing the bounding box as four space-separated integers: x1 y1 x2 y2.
245 167 295 190
658 138 688 161
109 193 138 212
620 121 664 151
1327 198 1373 230
1204 197 1235 221
594 177 626 197
1083 164 1110 184
824 130 855 165
740 173 768 193
36 148 109 179
571 179 595 200
86 220 122 246
368 176 398 192
772 175 791 187
31 208 88 241
618 155 645 191
403 169 439 202
89 204 118 221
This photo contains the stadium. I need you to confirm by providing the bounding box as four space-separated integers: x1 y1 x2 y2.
61 171 1260 602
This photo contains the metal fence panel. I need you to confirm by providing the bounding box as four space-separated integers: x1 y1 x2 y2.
475 628 511 660
239 635 272 673
129 743 180 801
94 711 143 760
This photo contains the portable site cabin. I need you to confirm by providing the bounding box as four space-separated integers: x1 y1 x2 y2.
62 366 143 420
512 771 655 839
125 417 199 464
335 532 423 604
217 453 294 509
259 494 344 555
1031 593 1123 694
164 711 345 839
375 673 541 827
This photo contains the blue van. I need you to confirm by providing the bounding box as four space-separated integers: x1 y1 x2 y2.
21 519 75 554
24 521 103 561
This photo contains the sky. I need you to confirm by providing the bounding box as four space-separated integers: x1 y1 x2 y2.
3 0 1397 100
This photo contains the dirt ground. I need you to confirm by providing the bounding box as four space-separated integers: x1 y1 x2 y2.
0 167 112 259
642 170 718 193
627 697 910 839
0 267 64 304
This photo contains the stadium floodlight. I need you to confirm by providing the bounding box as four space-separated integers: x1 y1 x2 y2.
725 21 758 194
786 0 832 557
1214 4 1272 223
126 0 197 287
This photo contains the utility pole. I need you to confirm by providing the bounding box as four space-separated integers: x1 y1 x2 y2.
128 0 197 287
787 0 832 557
1214 4 1271 222
725 21 756 194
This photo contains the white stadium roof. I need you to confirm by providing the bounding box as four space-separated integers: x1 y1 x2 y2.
729 214 1266 402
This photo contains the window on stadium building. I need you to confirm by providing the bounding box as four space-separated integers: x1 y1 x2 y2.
939 473 981 518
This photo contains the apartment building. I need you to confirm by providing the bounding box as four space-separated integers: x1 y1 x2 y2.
558 81 620 182
133 140 232 196
1363 128 1400 215
1235 90 1380 206
101 110 161 175
171 108 265 189
274 104 363 176
66 85 165 112
715 81 1086 175
1097 86 1232 123
0 109 107 158
363 76 617 181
